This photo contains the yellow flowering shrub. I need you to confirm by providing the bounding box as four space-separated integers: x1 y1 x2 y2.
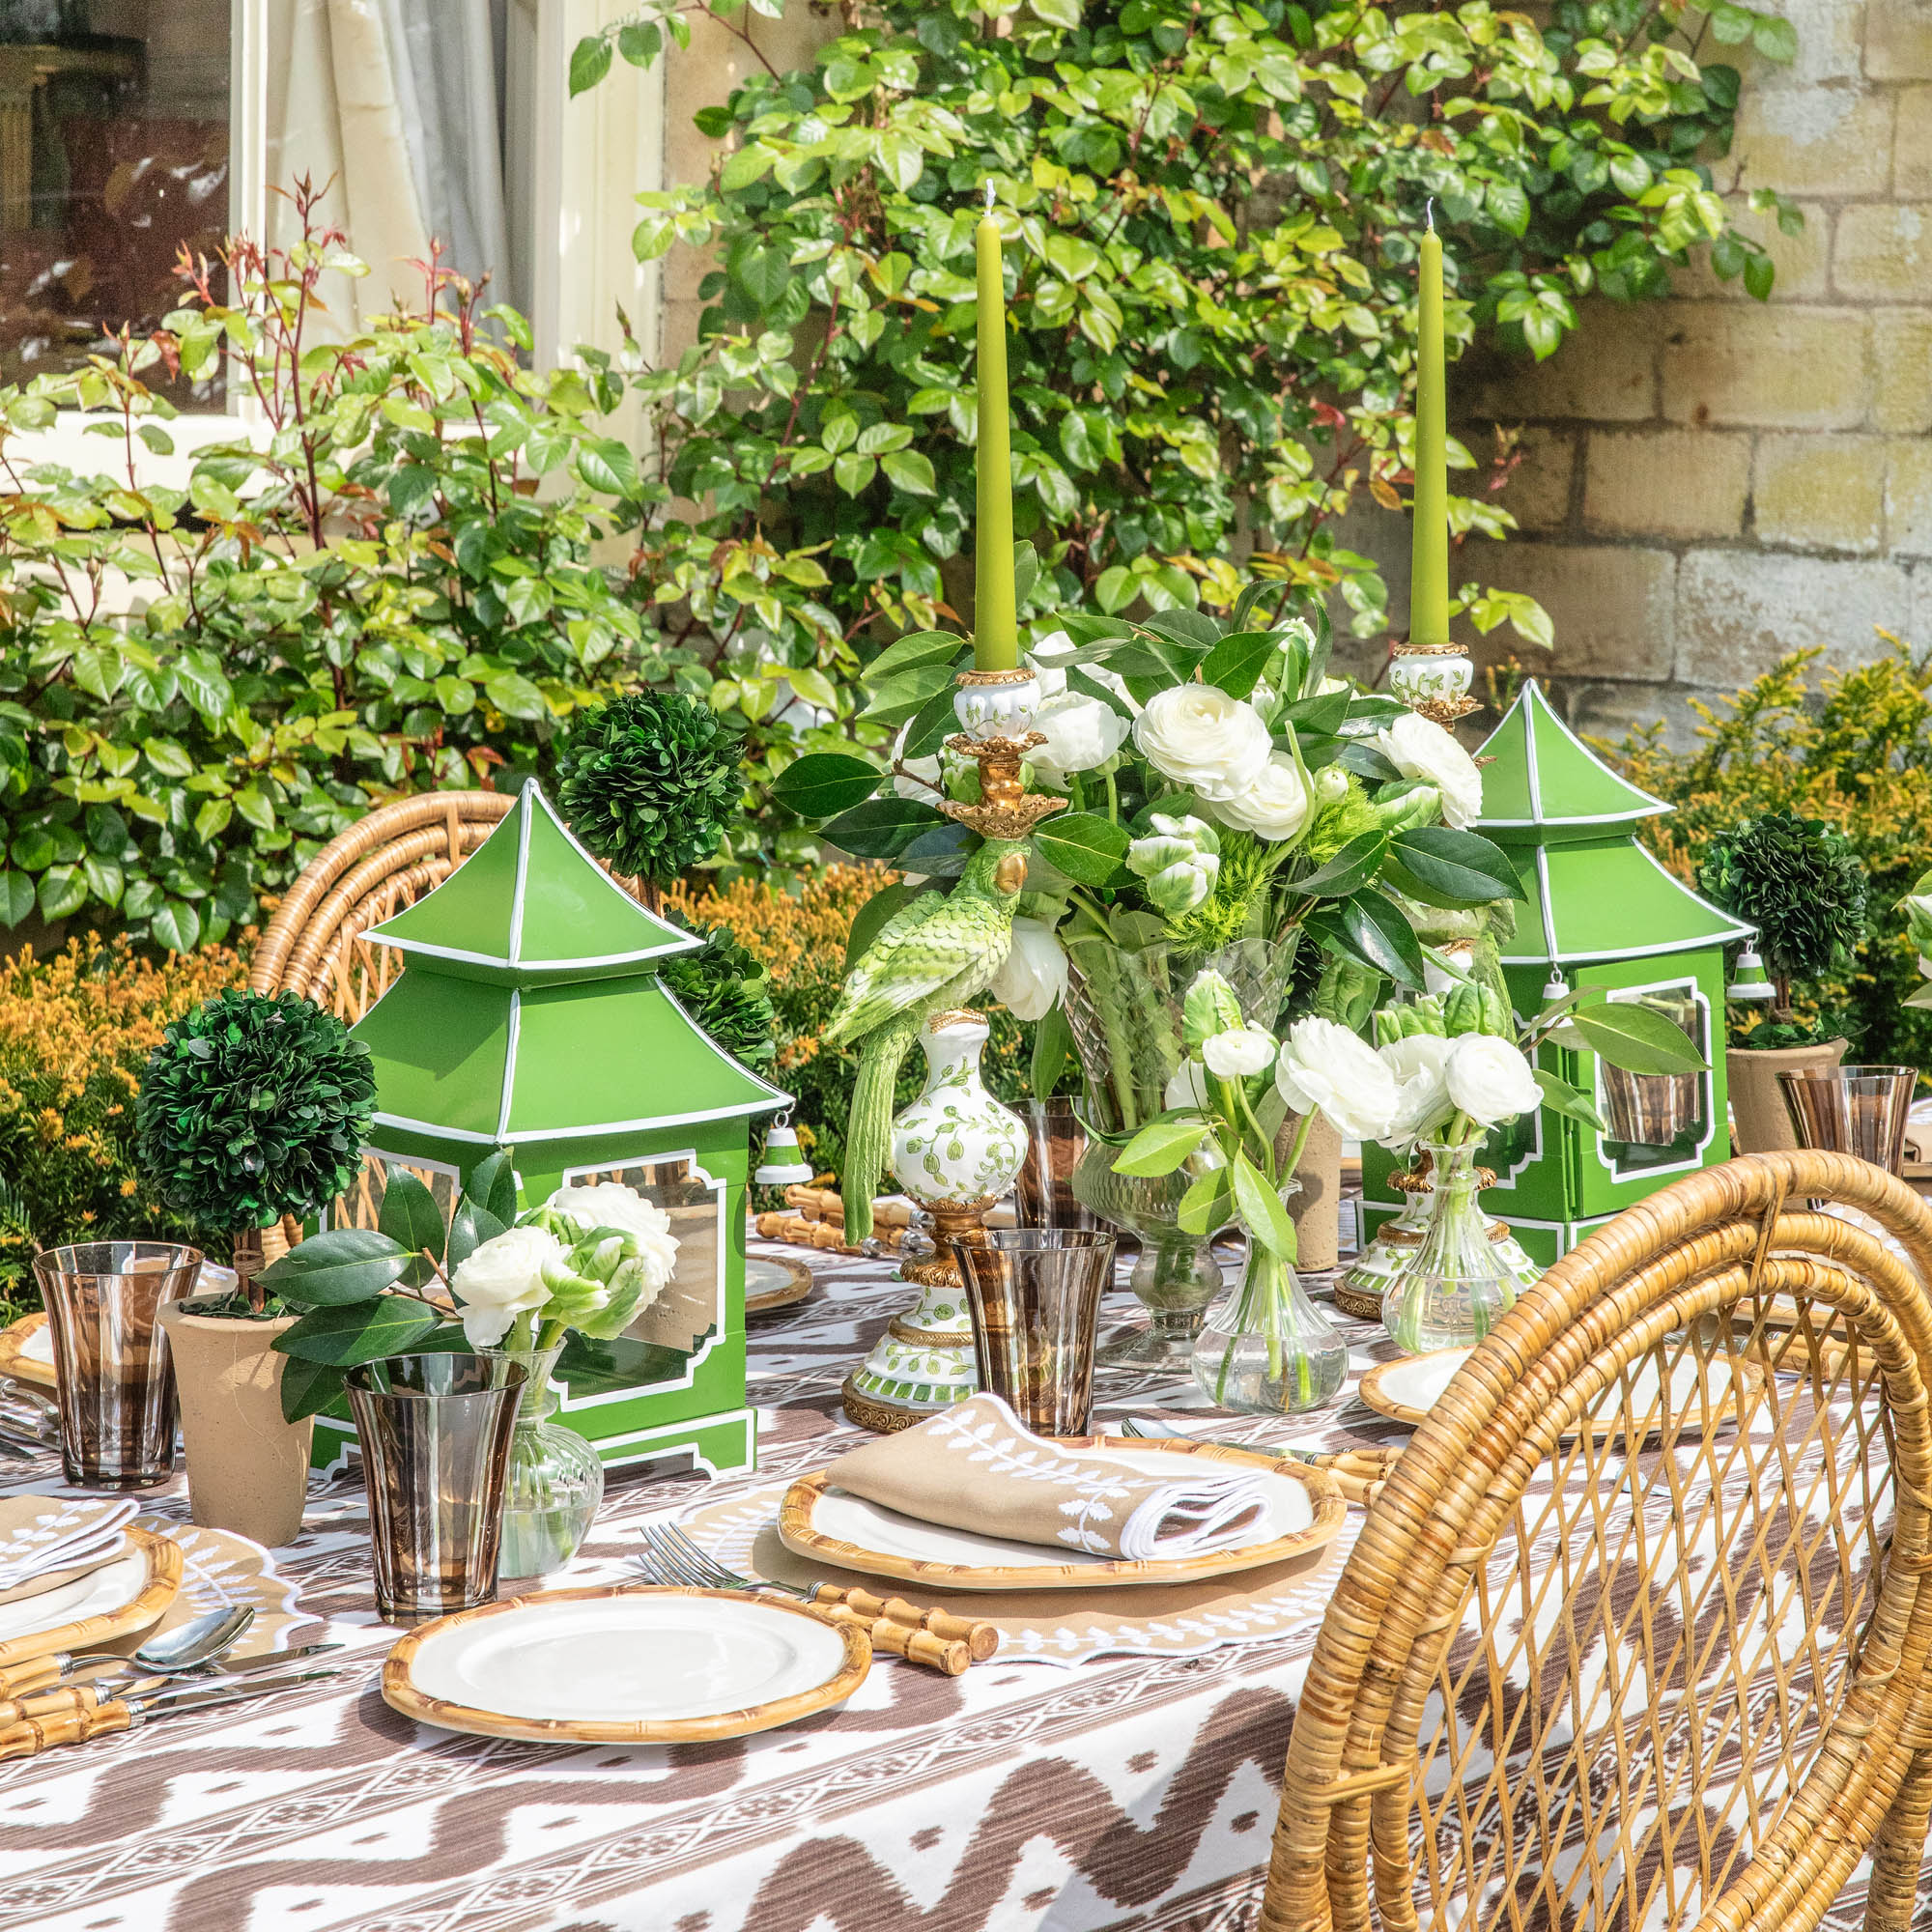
0 935 244 1313
666 865 1029 1186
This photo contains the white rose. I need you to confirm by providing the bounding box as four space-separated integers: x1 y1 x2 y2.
450 1224 567 1349
1444 1033 1541 1127
1203 1024 1277 1079
1165 1061 1209 1111
1031 693 1129 788
545 1183 680 1303
1133 685 1272 802
1377 712 1484 830
989 916 1069 1022
1274 1017 1401 1142
1213 752 1312 842
1380 1033 1454 1147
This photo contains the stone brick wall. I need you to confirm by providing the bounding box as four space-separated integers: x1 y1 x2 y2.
1466 0 1931 745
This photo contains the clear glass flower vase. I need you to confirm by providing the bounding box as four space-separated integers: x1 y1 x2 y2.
486 1343 605 1578
1191 1190 1348 1415
1381 1138 1519 1354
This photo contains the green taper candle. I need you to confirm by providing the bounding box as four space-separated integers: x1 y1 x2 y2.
1409 214 1450 647
974 185 1019 671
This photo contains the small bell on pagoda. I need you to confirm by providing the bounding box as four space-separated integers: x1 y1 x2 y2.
754 1117 815 1188
1727 946 1776 1002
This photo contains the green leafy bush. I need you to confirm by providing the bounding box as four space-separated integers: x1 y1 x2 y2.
0 181 657 951
1619 641 1932 1066
571 0 1796 806
135 989 377 1236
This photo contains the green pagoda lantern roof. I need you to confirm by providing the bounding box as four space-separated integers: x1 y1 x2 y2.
364 781 702 986
355 971 789 1145
1477 682 1751 967
1476 680 1669 837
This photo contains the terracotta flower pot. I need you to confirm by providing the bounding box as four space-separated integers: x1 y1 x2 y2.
158 1303 312 1547
1726 1037 1848 1155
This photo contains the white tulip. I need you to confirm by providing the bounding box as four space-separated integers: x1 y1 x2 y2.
1126 812 1221 916
1275 1017 1402 1142
1379 1033 1454 1147
1444 1033 1541 1127
1213 752 1313 842
1031 693 1129 788
1203 1025 1278 1079
990 916 1069 1022
1377 712 1484 830
450 1224 567 1349
1133 685 1272 802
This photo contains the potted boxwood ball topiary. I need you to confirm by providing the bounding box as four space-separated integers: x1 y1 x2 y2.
1697 812 1867 1153
137 989 377 1545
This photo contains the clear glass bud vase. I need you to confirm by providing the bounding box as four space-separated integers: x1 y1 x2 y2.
485 1343 605 1578
1381 1139 1519 1354
1191 1187 1348 1414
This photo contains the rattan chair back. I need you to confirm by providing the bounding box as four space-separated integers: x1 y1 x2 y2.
247 791 513 1018
1264 1150 1932 1932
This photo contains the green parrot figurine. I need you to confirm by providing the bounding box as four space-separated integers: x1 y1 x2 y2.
824 837 1030 1245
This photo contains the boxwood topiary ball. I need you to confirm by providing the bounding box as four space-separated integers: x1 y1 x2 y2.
554 691 745 885
1698 810 1869 985
135 989 378 1234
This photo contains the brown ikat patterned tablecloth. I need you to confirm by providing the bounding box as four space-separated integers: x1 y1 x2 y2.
0 1245 1911 1932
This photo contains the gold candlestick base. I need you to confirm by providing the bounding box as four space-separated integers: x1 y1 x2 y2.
1409 695 1482 724
941 732 1068 838
840 1195 998 1434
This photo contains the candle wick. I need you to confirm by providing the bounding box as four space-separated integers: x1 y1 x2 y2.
984 181 994 216
1425 197 1435 233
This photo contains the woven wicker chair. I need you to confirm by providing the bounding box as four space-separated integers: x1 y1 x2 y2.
1264 1150 1932 1932
249 790 513 1017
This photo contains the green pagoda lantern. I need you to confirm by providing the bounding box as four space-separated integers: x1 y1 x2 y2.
309 780 789 1477
1361 681 1751 1267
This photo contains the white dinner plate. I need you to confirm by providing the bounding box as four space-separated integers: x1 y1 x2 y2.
1358 1346 1757 1435
778 1436 1346 1591
745 1255 812 1315
0 1527 182 1667
382 1585 873 1744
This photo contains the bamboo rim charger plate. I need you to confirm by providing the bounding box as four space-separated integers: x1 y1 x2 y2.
778 1435 1346 1591
1357 1345 1762 1435
383 1585 872 1743
0 1528 182 1668
745 1254 813 1316
0 1311 54 1390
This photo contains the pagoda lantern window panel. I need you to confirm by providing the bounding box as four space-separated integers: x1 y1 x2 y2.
558 1151 727 1374
1597 980 1713 1182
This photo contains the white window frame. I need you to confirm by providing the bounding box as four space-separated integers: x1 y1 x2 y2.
13 0 666 479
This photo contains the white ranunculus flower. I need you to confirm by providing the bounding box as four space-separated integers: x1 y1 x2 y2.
545 1183 680 1305
1275 1017 1401 1142
1203 1024 1278 1080
1377 712 1484 830
1444 1033 1541 1127
1214 752 1313 843
450 1224 567 1349
1165 1060 1210 1111
1031 693 1129 789
990 916 1069 1022
892 753 943 802
1380 1033 1455 1147
1133 685 1272 802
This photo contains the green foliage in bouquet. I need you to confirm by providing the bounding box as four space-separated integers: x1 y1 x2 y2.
554 691 747 886
135 990 376 1237
258 1162 680 1423
567 0 1795 784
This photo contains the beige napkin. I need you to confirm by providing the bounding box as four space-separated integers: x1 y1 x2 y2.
0 1495 133 1595
826 1394 1269 1560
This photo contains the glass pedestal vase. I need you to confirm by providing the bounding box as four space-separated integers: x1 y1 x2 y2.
1063 932 1292 1370
1381 1139 1519 1355
1192 1195 1348 1415
485 1343 605 1578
